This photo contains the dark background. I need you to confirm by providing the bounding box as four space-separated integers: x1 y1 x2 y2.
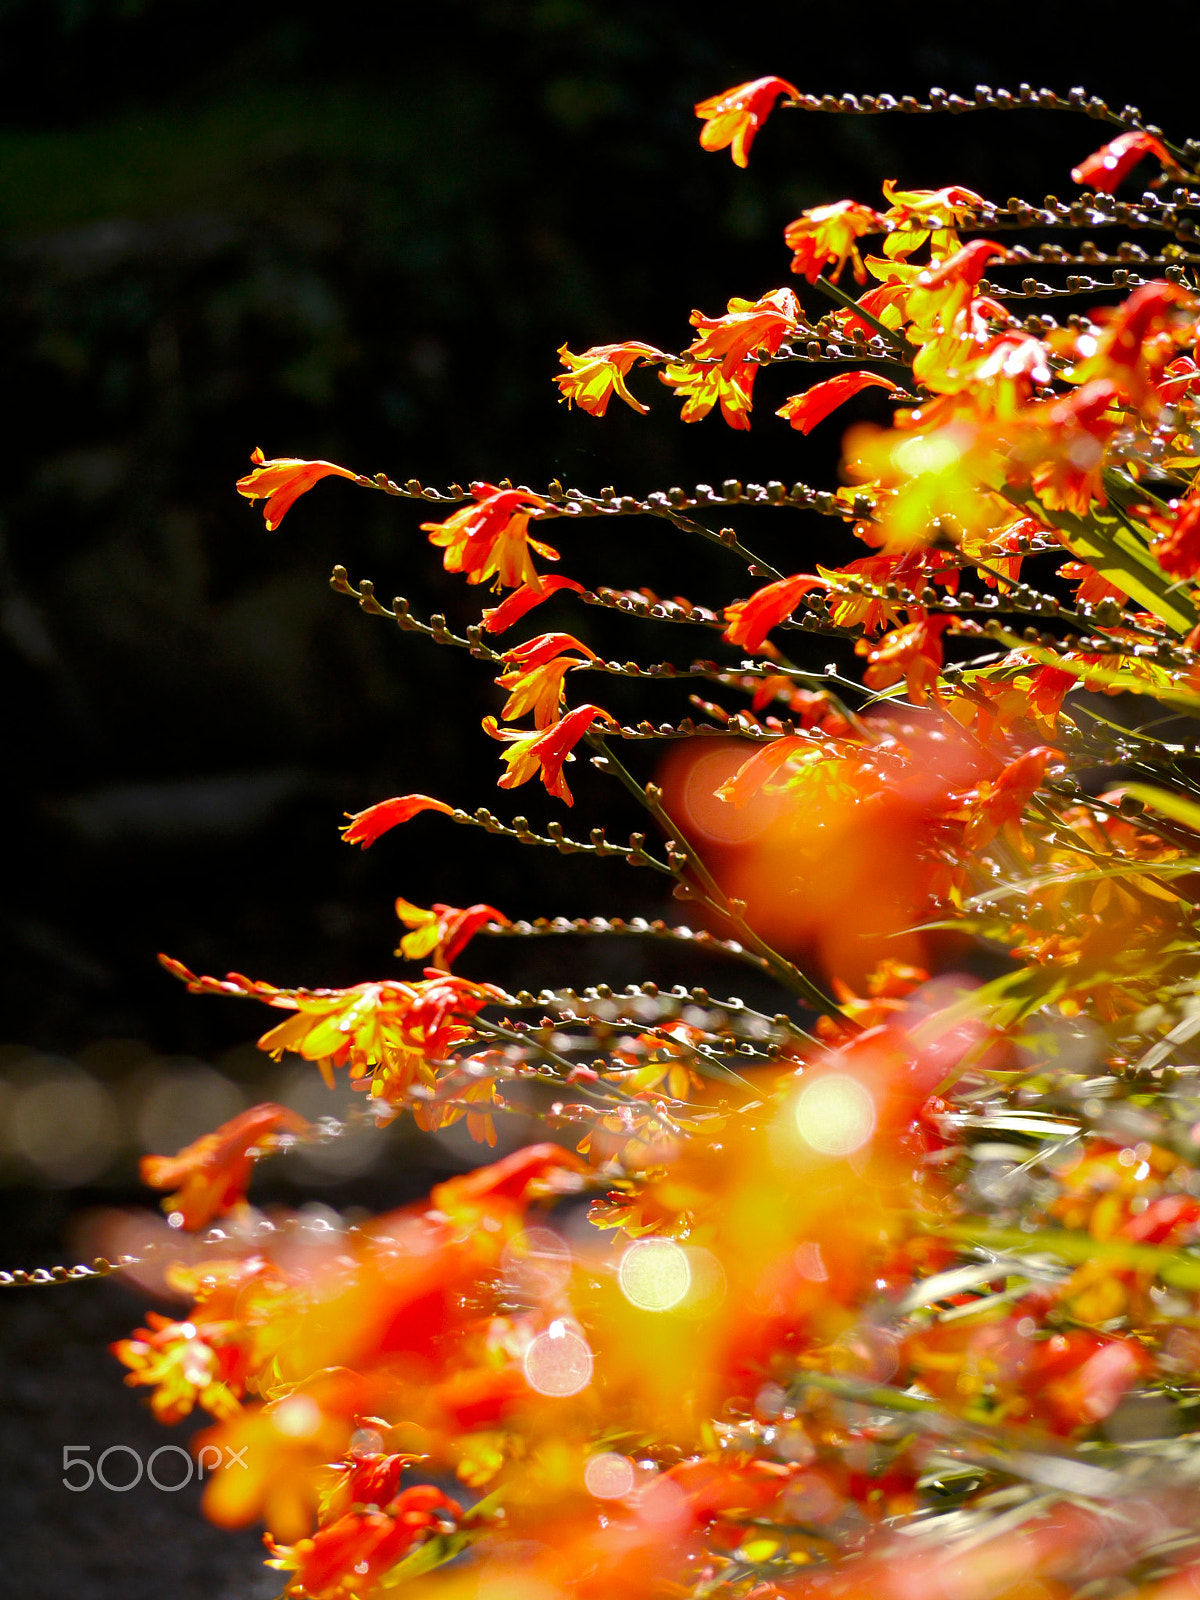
2 2 1199 1595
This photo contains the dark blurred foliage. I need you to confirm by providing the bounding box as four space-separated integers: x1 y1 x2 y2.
3 3 1199 1595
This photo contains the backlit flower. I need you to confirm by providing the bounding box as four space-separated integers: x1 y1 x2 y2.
685 288 800 372
421 483 558 591
777 370 901 434
112 1312 249 1423
856 614 953 702
340 793 453 849
140 1102 310 1230
496 631 597 727
1019 379 1122 515
722 574 829 651
555 341 667 415
1071 129 1173 193
694 76 799 167
266 1486 461 1600
484 702 619 805
1152 490 1200 579
394 898 508 969
257 974 503 1082
783 200 882 284
659 359 755 429
235 448 357 530
481 575 586 634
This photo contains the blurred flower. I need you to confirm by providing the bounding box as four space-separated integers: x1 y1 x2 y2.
140 1102 310 1230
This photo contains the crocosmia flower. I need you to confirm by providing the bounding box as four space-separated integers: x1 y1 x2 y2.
1071 129 1172 193
140 1103 310 1230
777 371 901 434
422 483 559 591
484 703 619 805
783 200 883 284
694 76 800 167
340 793 453 849
555 341 667 415
235 448 358 530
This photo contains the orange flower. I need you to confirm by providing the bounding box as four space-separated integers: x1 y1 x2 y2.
484 702 619 805
394 898 508 968
783 200 882 284
480 574 586 634
1071 281 1196 406
235 448 357 530
196 1387 356 1540
777 370 901 434
554 341 667 416
112 1312 249 1423
856 614 952 702
693 76 799 167
256 974 503 1084
722 574 829 651
413 1073 502 1148
421 483 559 591
1160 355 1200 403
1152 490 1200 579
959 744 1058 852
659 358 755 429
340 793 453 848
140 1103 310 1230
496 631 597 727
1020 379 1122 515
1071 129 1173 193
880 179 985 229
685 287 800 372
266 1486 461 1600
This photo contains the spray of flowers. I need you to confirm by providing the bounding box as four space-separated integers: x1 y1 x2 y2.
12 75 1200 1600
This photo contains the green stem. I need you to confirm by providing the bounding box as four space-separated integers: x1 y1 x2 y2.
809 275 913 358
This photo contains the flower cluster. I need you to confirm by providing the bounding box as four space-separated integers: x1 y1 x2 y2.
69 71 1200 1600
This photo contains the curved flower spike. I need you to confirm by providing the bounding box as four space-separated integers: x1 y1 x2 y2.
777 371 902 435
235 448 357 530
1071 130 1173 194
694 76 800 167
340 793 454 849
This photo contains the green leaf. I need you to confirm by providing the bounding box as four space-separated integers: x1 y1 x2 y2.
1003 486 1197 635
1122 785 1200 834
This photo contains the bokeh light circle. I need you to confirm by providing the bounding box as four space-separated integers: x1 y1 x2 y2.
501 1227 573 1297
523 1322 593 1397
618 1239 692 1312
584 1452 636 1499
794 1073 876 1157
